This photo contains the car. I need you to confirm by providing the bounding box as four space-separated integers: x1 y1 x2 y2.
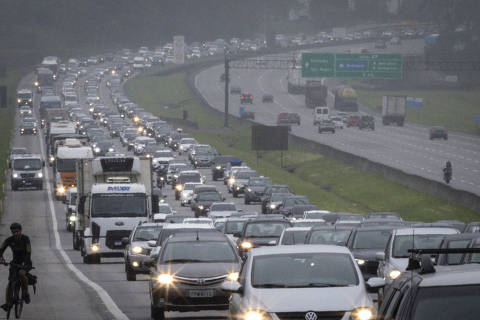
20 121 37 135
262 94 274 103
222 245 377 320
346 226 396 280
230 86 241 94
19 105 33 116
148 232 242 319
231 169 258 197
305 225 355 246
436 233 480 266
331 116 344 129
347 115 361 127
219 217 250 242
277 112 300 126
92 140 115 156
358 115 375 130
211 155 241 181
123 222 164 281
243 176 271 204
375 251 480 320
173 170 203 200
240 92 253 104
191 191 224 217
317 120 335 133
429 126 448 140
261 184 291 214
278 227 311 245
377 227 459 286
274 195 310 216
207 202 238 219
10 154 44 190
179 182 201 206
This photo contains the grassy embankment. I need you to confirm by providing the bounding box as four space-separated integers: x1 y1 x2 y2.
0 71 21 214
125 72 479 222
348 81 480 135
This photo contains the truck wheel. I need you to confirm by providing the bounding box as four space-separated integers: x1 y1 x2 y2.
151 306 165 320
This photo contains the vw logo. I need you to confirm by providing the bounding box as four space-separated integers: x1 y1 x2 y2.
305 311 317 320
197 278 205 285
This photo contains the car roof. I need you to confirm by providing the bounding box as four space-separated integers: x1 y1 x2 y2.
250 244 352 257
393 227 459 235
419 264 480 287
163 223 214 229
284 227 312 232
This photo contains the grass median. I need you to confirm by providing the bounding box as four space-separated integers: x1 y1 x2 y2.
0 71 21 215
125 72 479 222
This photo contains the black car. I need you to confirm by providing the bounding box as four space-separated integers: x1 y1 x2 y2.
148 232 241 320
20 121 37 135
93 140 115 156
274 195 310 216
262 94 274 103
358 115 375 130
243 177 271 204
261 184 291 213
240 92 253 104
211 155 241 181
429 126 448 140
191 191 224 217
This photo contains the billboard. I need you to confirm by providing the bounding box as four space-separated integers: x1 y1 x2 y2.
173 35 185 64
251 125 288 151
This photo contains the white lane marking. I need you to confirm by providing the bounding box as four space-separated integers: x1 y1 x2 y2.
38 130 129 320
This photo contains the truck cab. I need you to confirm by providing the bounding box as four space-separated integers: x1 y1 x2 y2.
10 154 44 191
16 89 33 107
313 106 329 125
75 157 155 264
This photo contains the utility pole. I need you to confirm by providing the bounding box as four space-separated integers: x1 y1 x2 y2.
224 53 230 127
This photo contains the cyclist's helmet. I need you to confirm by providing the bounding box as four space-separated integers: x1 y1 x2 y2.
10 223 22 231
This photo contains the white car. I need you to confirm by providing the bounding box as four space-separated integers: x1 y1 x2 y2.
222 245 377 320
180 182 201 206
331 117 344 129
207 202 238 219
178 138 197 153
377 227 459 285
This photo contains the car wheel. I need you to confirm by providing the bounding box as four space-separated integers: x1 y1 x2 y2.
11 184 17 191
126 270 136 281
175 194 179 201
151 305 165 320
233 191 238 198
38 183 43 190
244 198 250 205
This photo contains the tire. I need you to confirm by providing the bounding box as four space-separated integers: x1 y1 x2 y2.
73 232 80 250
233 191 238 198
126 269 136 281
151 305 165 320
244 197 250 205
14 282 22 319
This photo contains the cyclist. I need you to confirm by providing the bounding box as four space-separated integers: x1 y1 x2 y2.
0 223 32 311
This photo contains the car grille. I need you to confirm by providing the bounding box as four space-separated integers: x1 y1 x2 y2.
173 275 227 286
360 260 379 275
274 311 345 320
105 230 131 249
20 173 35 178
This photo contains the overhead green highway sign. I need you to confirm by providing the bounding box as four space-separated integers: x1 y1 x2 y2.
302 53 403 79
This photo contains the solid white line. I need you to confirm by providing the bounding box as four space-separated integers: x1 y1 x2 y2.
38 131 129 320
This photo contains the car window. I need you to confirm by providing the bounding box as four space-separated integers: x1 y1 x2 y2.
392 235 447 258
161 241 237 263
280 230 309 245
245 223 287 237
225 221 246 234
352 230 392 249
133 226 162 241
308 230 351 245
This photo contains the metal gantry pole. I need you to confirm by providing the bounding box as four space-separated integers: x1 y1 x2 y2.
224 54 230 127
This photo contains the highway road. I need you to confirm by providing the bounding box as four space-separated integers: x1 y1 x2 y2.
2 65 259 319
195 39 480 196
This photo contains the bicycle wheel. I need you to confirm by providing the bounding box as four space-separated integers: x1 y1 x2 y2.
14 282 23 319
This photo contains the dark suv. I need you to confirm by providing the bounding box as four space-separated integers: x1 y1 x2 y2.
429 126 448 140
211 155 241 181
277 112 300 126
243 176 271 204
358 115 375 130
240 92 253 104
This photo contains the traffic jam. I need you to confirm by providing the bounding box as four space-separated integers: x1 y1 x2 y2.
12 34 480 320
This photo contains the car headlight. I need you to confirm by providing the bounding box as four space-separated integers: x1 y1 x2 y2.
269 204 276 209
34 81 39 87
12 173 19 178
69 215 77 222
389 269 401 280
226 272 239 282
157 274 174 285
57 186 66 194
198 205 204 210
91 243 100 252
108 148 114 152
160 177 165 181
247 188 252 192
355 259 365 265
352 307 374 320
216 165 221 170
37 172 43 178
94 147 101 153
131 246 143 254
229 178 235 184
17 99 21 103
49 155 55 163
244 310 269 320
241 241 253 250
175 185 183 191
89 107 94 112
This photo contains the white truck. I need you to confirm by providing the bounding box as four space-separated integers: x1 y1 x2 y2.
74 156 155 264
382 95 406 126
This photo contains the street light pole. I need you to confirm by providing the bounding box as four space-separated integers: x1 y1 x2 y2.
224 53 230 127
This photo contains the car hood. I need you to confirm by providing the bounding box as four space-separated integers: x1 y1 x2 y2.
248 186 266 192
157 262 239 278
209 210 236 217
247 286 372 313
196 155 214 160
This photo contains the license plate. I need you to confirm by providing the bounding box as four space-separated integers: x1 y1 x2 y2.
114 241 122 246
188 290 214 298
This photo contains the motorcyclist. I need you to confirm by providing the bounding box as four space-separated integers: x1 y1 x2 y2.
443 161 452 183
0 223 32 310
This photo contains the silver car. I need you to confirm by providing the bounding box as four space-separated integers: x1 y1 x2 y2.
222 245 376 320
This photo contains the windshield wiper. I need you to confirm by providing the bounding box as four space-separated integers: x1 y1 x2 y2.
254 283 287 288
301 283 349 288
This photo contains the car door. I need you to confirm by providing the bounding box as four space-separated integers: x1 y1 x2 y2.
229 256 250 318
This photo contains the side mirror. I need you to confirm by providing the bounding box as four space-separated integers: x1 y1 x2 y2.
366 277 385 293
376 252 385 261
220 281 243 294
147 240 157 248
121 237 129 245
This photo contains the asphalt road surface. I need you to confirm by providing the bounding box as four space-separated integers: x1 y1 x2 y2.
195 39 480 196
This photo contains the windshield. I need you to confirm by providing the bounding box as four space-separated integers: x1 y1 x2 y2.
56 158 76 172
180 138 196 144
280 230 309 245
13 159 42 171
285 197 309 207
353 230 392 249
392 234 447 258
271 193 288 202
197 192 222 201
252 253 358 288
249 178 271 186
18 93 32 99
161 241 237 263
91 193 147 218
308 230 351 245
236 171 257 179
133 226 162 241
411 286 480 320
158 205 172 214
154 151 173 158
179 174 200 183
225 221 246 234
183 183 198 191
211 204 236 211
245 222 287 237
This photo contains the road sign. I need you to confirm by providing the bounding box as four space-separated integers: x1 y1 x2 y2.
302 53 403 79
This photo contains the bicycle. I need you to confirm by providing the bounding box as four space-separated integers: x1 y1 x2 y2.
2 262 35 319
